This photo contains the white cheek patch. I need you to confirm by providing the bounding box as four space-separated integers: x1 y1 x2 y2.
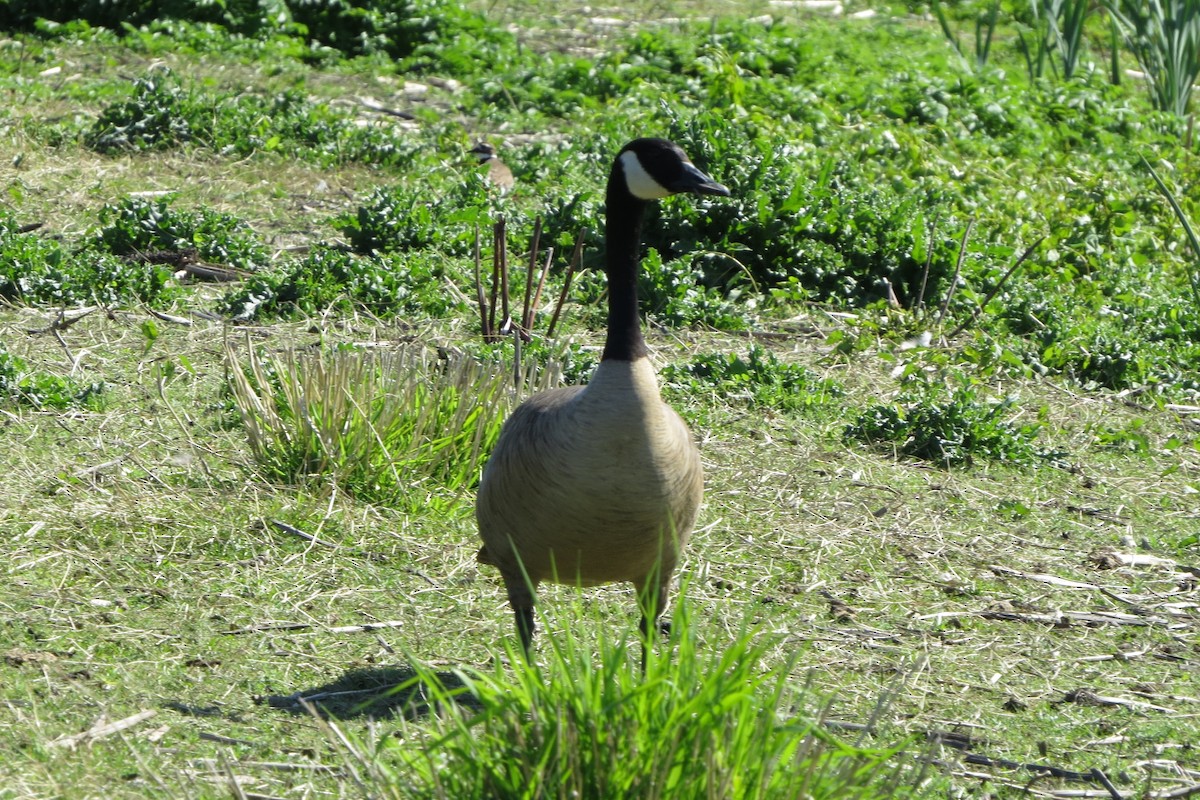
619 150 672 200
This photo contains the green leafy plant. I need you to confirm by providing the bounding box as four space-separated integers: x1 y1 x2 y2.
635 249 749 330
288 0 498 60
1093 418 1153 453
218 246 459 321
212 88 422 166
1 0 284 36
0 345 104 410
0 213 178 307
96 195 268 271
662 345 843 412
844 385 1055 466
336 184 450 255
86 69 211 152
668 116 947 308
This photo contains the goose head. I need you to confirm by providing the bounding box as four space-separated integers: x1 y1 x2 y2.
611 138 730 202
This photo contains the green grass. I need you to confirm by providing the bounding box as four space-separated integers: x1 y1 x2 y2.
0 0 1198 797
370 599 932 799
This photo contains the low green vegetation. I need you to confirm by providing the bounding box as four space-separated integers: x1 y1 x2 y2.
662 345 844 412
1 0 1198 797
219 245 459 320
380 601 928 799
844 384 1055 466
0 343 104 409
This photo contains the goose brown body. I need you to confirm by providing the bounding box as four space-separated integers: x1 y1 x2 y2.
475 138 729 657
476 359 703 590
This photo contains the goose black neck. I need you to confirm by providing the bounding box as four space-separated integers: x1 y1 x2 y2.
601 176 649 362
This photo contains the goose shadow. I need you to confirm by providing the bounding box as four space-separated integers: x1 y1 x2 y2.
257 664 477 720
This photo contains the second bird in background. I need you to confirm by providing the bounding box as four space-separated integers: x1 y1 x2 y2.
470 141 515 191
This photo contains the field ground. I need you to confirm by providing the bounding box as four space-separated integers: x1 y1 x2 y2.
1 0 1199 797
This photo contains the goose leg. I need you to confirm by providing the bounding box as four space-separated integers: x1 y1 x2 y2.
506 578 537 659
636 576 671 672
514 605 535 655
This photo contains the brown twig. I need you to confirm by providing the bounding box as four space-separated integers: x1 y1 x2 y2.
528 246 555 333
936 218 974 333
947 236 1044 339
49 710 158 749
497 216 511 334
520 217 542 337
917 210 939 316
267 518 340 549
1091 768 1126 800
487 217 502 339
547 229 586 339
473 223 489 339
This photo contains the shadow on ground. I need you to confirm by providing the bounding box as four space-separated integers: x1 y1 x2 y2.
257 664 476 720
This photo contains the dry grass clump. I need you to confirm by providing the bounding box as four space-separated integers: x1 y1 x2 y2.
225 339 559 510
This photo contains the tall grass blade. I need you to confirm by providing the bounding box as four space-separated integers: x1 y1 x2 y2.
1141 154 1200 312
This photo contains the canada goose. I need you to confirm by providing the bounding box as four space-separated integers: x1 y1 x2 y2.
470 141 515 190
475 138 730 663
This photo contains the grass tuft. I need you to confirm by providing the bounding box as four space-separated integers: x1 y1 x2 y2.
341 599 932 799
225 341 554 511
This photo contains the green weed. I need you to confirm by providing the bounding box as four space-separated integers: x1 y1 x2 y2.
0 344 104 410
219 245 459 321
336 184 452 255
0 212 178 307
662 345 843 413
843 384 1056 467
96 196 269 272
86 69 210 152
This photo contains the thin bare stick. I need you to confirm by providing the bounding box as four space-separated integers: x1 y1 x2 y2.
221 755 251 800
917 210 939 316
327 620 406 634
547 229 586 338
488 217 502 340
1089 768 1124 800
498 216 511 334
512 326 523 389
221 622 313 635
948 236 1044 339
192 758 338 774
521 217 542 336
267 518 340 549
936 218 974 333
473 223 489 339
49 710 158 749
528 246 555 333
